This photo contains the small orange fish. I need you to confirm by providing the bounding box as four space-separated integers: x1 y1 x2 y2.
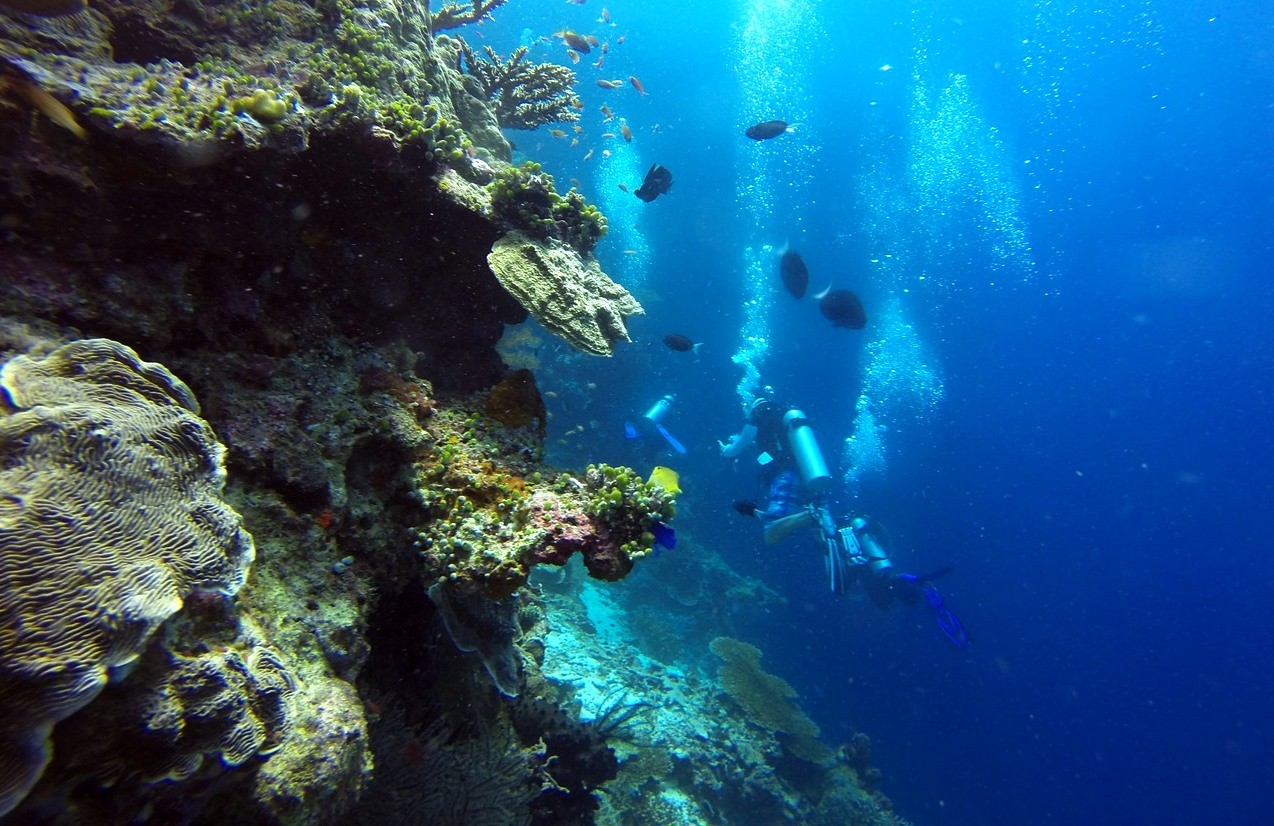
652 123 661 133
624 250 638 255
593 56 605 68
601 132 616 139
566 49 580 63
570 138 579 147
600 8 611 24
618 183 628 192
596 79 623 90
602 149 612 158
571 178 581 188
617 34 627 45
549 128 567 138
586 35 600 47
574 125 584 133
620 122 632 142
600 105 614 119
602 41 610 53
583 149 594 161
629 75 646 96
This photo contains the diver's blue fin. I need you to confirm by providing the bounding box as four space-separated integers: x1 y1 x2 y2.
651 521 676 550
921 584 969 649
655 423 687 454
624 421 639 440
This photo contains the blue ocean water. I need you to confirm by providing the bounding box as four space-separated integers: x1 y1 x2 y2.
482 1 1272 823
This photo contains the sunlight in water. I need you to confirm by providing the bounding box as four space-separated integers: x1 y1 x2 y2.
907 71 1036 281
593 141 651 289
731 0 824 411
843 297 944 492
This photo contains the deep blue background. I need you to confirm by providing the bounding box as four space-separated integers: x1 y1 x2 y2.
480 1 1273 823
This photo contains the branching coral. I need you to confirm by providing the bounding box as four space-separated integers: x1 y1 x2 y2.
459 41 581 130
354 706 543 825
431 0 512 31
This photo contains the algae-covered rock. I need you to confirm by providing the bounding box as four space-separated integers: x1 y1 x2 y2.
487 231 642 357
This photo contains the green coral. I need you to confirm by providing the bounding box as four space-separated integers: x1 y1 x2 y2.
489 162 607 254
579 464 675 560
458 41 581 130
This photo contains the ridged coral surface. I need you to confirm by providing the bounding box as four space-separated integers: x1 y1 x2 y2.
487 232 642 357
0 338 255 816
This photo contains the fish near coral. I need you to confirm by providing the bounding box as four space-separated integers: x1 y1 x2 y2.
1 76 87 140
629 75 647 96
560 30 592 53
648 466 681 495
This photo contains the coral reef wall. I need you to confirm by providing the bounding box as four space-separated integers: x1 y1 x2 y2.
0 2 903 824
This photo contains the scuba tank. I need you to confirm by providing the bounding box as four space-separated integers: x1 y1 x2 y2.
849 516 894 578
643 394 675 427
783 408 832 496
625 394 686 454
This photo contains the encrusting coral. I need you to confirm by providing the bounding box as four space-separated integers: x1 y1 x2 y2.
458 40 582 130
409 368 675 598
488 231 640 357
0 339 257 817
489 161 609 253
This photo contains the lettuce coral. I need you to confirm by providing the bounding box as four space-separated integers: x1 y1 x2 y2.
709 636 821 742
487 231 641 357
0 339 255 817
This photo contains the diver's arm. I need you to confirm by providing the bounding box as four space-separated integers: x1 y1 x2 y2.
719 424 757 458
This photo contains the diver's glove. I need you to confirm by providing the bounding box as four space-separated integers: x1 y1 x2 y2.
732 500 759 518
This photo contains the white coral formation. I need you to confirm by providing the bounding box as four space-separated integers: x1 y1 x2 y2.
0 338 255 816
487 231 643 356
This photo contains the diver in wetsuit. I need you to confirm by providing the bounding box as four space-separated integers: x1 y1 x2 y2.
720 390 968 645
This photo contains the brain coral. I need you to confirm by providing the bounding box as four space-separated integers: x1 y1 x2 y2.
0 339 255 817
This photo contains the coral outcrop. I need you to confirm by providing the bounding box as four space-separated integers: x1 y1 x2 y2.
0 338 257 817
489 232 641 357
0 0 620 360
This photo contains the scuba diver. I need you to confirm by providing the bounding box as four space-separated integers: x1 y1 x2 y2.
720 389 968 648
625 393 687 458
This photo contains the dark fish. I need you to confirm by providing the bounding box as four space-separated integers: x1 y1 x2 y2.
745 120 795 140
779 250 808 298
663 334 701 354
634 163 673 202
819 289 867 329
